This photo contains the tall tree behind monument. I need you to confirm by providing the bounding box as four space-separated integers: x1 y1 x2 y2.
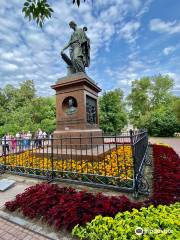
127 74 179 136
99 89 127 133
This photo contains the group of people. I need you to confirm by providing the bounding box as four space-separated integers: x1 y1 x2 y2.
1 129 48 155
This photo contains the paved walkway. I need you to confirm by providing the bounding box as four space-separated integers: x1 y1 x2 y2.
0 175 43 209
149 137 180 156
0 174 74 239
0 217 51 240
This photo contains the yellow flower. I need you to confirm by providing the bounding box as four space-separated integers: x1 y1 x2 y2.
0 146 133 182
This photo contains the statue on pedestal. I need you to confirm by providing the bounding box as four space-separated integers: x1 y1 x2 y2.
60 21 90 75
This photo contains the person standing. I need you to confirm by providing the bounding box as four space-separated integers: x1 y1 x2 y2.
16 132 20 145
19 132 23 151
6 133 10 153
11 135 17 153
42 131 47 139
2 135 6 155
2 134 10 155
26 131 32 149
38 129 43 148
42 131 47 146
20 131 26 150
34 131 39 148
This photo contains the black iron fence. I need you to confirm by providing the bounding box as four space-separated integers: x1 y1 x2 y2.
0 130 149 197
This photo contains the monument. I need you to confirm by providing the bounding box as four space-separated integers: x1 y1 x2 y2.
60 21 90 75
51 21 102 145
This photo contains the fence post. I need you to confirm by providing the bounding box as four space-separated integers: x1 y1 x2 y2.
90 132 93 148
51 137 54 180
130 129 138 198
114 133 120 178
4 136 7 171
102 132 105 145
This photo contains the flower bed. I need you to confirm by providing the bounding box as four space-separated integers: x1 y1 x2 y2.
146 144 180 206
72 203 180 240
4 144 180 233
0 145 133 180
5 184 141 230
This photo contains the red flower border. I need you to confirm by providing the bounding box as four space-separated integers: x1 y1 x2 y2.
146 144 180 206
5 144 180 230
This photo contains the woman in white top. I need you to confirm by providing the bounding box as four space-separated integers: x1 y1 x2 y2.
2 134 10 155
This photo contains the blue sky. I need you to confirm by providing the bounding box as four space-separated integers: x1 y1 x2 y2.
0 0 180 96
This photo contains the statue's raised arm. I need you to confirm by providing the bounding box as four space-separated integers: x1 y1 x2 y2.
60 21 90 75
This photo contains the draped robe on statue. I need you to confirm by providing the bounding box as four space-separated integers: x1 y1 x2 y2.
68 28 90 73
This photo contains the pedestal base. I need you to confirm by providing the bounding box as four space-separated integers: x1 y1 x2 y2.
51 73 103 148
53 129 103 147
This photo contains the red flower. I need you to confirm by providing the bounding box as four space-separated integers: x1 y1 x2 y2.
5 144 179 230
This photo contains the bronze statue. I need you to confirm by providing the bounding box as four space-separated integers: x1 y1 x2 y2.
61 21 90 75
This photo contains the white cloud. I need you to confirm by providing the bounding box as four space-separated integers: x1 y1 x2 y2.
163 46 176 56
105 58 146 95
136 0 153 17
1 63 18 71
131 0 141 9
0 0 162 96
149 19 180 34
105 53 180 97
118 21 141 43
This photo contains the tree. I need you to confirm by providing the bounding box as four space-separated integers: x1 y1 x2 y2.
172 97 180 124
99 89 127 133
127 74 179 136
150 75 174 108
22 0 86 27
127 75 174 126
0 81 56 136
18 80 36 101
138 107 179 137
126 77 151 126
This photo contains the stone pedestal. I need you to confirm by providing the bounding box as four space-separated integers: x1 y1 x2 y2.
51 73 103 146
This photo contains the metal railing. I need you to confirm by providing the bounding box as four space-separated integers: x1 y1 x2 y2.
0 130 150 197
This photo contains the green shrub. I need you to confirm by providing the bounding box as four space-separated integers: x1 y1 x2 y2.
138 108 179 137
72 202 180 240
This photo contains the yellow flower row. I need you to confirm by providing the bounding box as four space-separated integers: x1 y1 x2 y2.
0 146 133 180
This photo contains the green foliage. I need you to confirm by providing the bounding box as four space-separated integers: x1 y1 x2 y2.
138 107 179 137
72 202 180 240
22 0 54 27
73 0 86 7
22 0 86 27
150 75 174 108
99 89 127 133
172 97 180 124
127 77 151 115
127 77 151 126
127 74 179 136
0 80 55 136
40 118 56 134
